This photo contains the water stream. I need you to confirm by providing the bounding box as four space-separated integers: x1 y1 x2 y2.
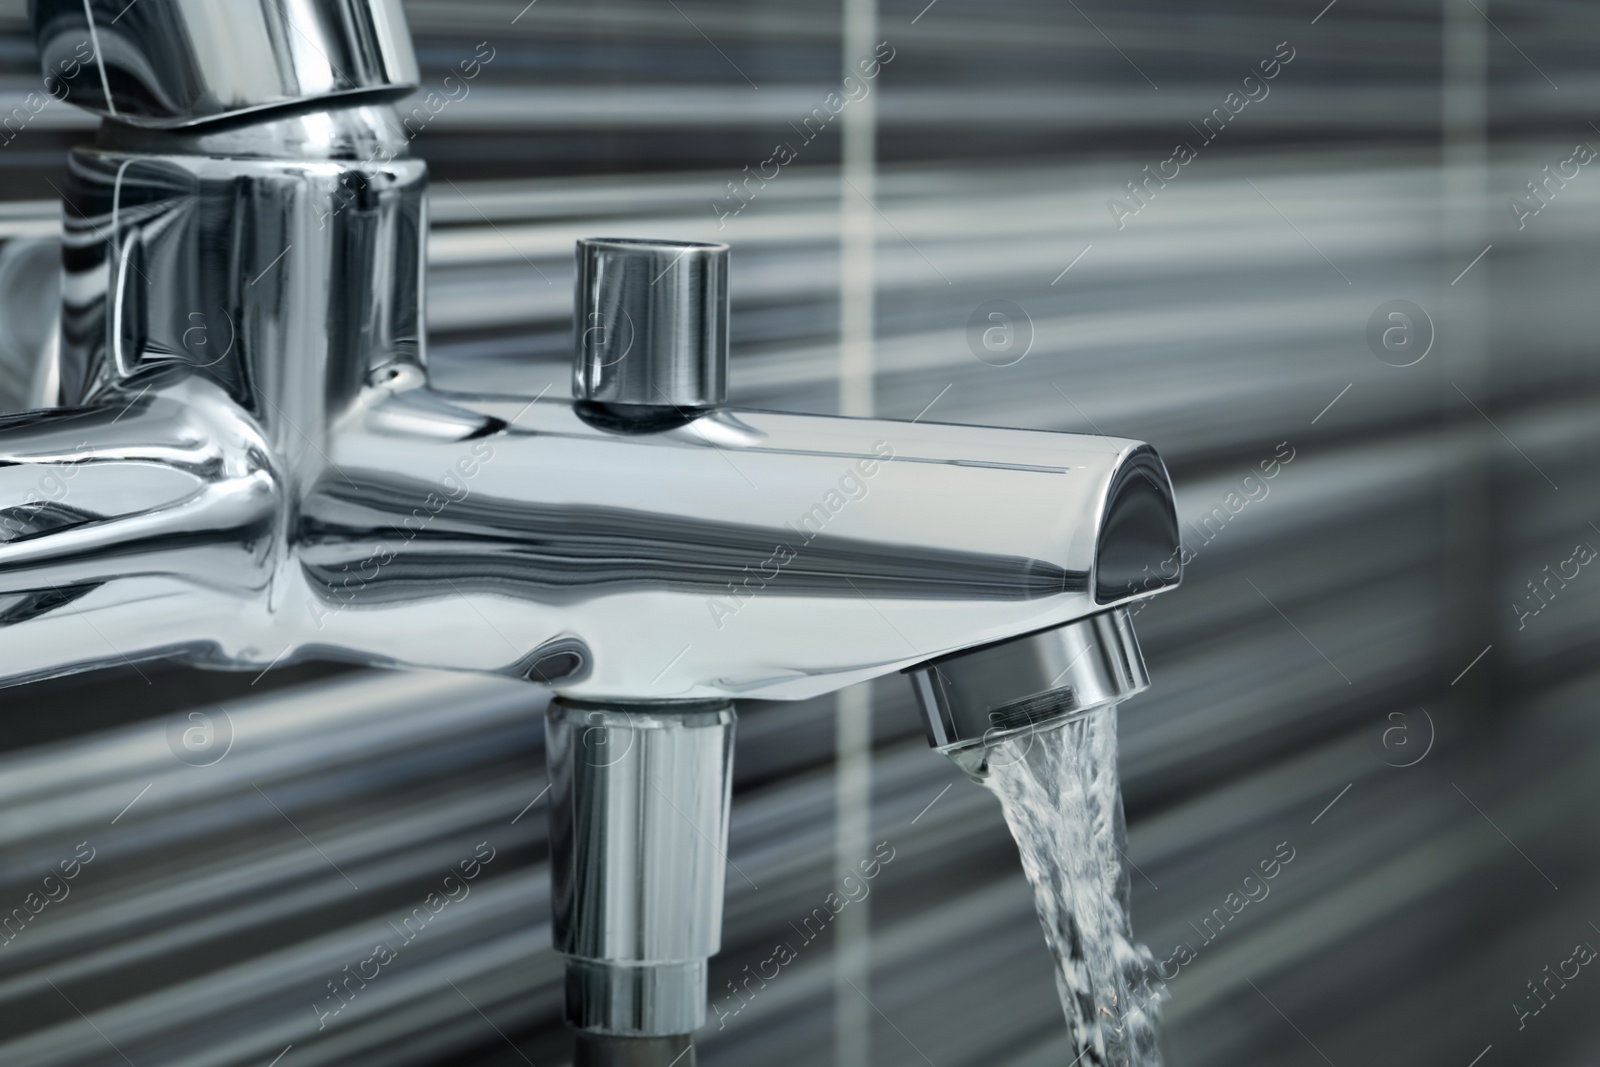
982 704 1165 1066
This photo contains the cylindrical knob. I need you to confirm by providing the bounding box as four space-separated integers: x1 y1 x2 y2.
574 238 728 410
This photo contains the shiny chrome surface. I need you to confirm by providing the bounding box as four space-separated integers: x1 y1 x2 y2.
909 608 1149 777
32 0 419 128
13 7 1186 1061
9 2 1182 703
0 373 1179 693
12 1 1183 699
0 71 1183 699
0 231 59 410
546 700 735 1035
57 102 425 408
574 237 729 412
313 402 1177 698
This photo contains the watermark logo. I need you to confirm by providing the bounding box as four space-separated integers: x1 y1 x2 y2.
577 709 635 769
313 841 497 1030
179 309 235 369
1514 535 1597 630
712 841 897 1028
1379 707 1435 768
1108 40 1296 230
306 439 496 630
1365 300 1433 367
1510 142 1595 231
1514 929 1597 1031
704 441 895 631
0 841 95 949
1156 840 1296 979
581 308 635 370
167 708 234 767
967 300 1033 367
710 41 897 228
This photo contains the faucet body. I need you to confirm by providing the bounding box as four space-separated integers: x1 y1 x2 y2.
16 0 1182 702
21 2 1182 1061
8 95 1179 697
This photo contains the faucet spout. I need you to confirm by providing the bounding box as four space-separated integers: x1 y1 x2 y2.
293 381 1180 699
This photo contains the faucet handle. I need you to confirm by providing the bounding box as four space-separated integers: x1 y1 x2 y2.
32 0 419 128
574 238 729 411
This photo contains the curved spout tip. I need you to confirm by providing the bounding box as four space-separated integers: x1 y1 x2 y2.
1094 445 1182 604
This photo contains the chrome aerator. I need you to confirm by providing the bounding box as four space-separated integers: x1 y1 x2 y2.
908 608 1151 780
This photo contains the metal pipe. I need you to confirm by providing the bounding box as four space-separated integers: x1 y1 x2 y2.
546 700 736 1039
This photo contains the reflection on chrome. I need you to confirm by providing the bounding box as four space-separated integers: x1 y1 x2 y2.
2 60 1183 699
17 3 1183 1061
32 0 419 128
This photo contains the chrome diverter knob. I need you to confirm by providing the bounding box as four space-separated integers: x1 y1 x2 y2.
573 238 729 411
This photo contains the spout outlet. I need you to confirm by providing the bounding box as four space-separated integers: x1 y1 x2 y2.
907 608 1149 779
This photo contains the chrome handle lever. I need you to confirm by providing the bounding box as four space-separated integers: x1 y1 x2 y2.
32 0 419 128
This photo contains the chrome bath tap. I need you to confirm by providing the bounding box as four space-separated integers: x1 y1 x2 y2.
20 3 1181 1063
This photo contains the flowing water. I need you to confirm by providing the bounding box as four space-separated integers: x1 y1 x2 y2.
982 704 1165 1066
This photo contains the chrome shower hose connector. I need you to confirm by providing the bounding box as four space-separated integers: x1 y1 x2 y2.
546 700 737 1037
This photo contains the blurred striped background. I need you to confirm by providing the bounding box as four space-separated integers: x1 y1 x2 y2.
0 0 1596 1064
